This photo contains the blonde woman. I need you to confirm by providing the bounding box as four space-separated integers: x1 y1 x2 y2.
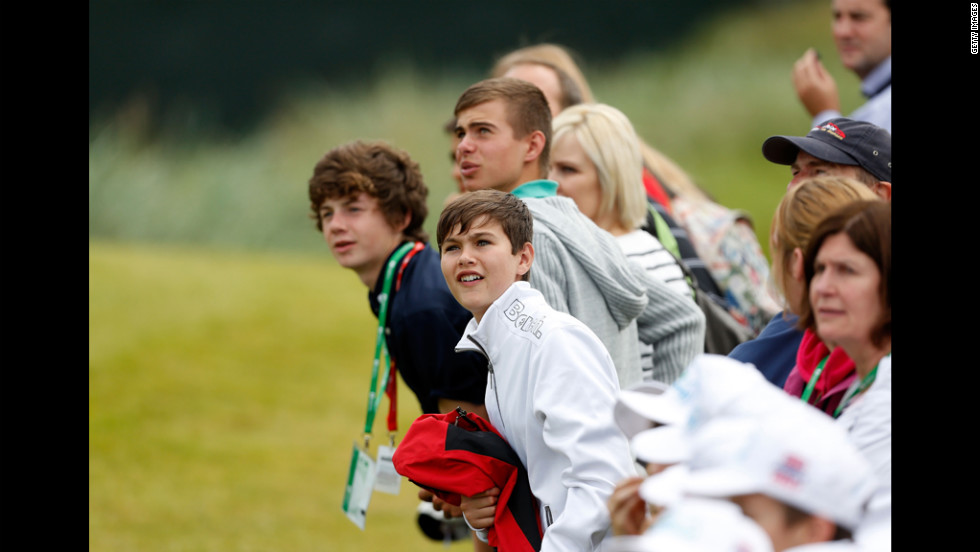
549 103 692 380
550 103 691 299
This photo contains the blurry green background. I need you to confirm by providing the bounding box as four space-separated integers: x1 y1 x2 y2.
90 1 861 550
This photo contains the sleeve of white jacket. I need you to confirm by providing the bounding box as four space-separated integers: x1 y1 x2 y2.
530 325 637 552
630 260 706 384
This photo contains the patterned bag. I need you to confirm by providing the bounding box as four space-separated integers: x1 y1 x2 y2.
671 197 781 335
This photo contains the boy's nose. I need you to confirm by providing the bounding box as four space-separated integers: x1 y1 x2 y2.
457 136 475 155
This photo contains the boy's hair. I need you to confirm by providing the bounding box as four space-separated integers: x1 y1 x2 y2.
454 77 552 175
308 140 429 243
436 189 534 282
799 200 891 347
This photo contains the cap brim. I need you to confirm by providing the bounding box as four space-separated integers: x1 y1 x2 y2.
682 466 761 499
762 135 860 167
641 498 776 552
614 388 689 439
638 464 689 507
631 426 692 464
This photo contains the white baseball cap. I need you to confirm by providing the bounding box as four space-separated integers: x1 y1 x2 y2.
613 380 680 439
682 411 877 530
670 354 800 431
631 425 692 466
602 497 774 552
638 464 690 508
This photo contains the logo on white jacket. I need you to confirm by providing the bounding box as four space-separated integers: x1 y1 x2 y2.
503 299 543 338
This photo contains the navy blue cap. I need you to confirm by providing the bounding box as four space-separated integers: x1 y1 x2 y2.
762 118 891 182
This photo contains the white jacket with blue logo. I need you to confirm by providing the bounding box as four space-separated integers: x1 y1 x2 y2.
455 281 639 552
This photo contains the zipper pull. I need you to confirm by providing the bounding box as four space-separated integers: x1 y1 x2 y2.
453 405 467 425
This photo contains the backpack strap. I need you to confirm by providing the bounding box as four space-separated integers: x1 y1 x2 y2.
643 201 682 260
654 231 755 354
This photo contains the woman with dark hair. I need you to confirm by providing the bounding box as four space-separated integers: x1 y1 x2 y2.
800 199 890 420
800 199 890 541
800 201 892 542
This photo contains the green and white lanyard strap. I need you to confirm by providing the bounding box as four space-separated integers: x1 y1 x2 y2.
800 356 829 404
833 364 879 418
361 241 423 450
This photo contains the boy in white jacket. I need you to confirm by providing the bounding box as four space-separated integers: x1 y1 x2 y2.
437 189 639 552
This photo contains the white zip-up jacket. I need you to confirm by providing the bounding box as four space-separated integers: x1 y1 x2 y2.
456 281 639 552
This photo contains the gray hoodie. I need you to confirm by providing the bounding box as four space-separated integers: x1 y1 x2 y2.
520 191 705 386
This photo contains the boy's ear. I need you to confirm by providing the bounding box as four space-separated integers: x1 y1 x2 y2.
395 209 412 234
523 130 547 164
516 241 534 279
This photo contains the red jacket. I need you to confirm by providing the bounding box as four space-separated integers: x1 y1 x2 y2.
393 408 543 552
642 167 673 216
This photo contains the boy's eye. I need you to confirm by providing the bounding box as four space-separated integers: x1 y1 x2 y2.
477 239 490 246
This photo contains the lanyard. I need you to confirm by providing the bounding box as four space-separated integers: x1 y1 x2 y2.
362 241 424 448
834 364 879 418
800 356 829 404
383 242 424 441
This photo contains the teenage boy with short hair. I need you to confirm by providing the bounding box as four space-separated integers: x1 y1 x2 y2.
437 189 638 552
453 77 704 386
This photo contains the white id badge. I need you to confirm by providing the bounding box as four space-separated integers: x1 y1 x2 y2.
342 442 376 530
373 444 402 495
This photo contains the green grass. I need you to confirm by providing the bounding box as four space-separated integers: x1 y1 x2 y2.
89 241 474 551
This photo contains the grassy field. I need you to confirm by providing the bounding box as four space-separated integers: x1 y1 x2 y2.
90 1 856 550
89 241 470 551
